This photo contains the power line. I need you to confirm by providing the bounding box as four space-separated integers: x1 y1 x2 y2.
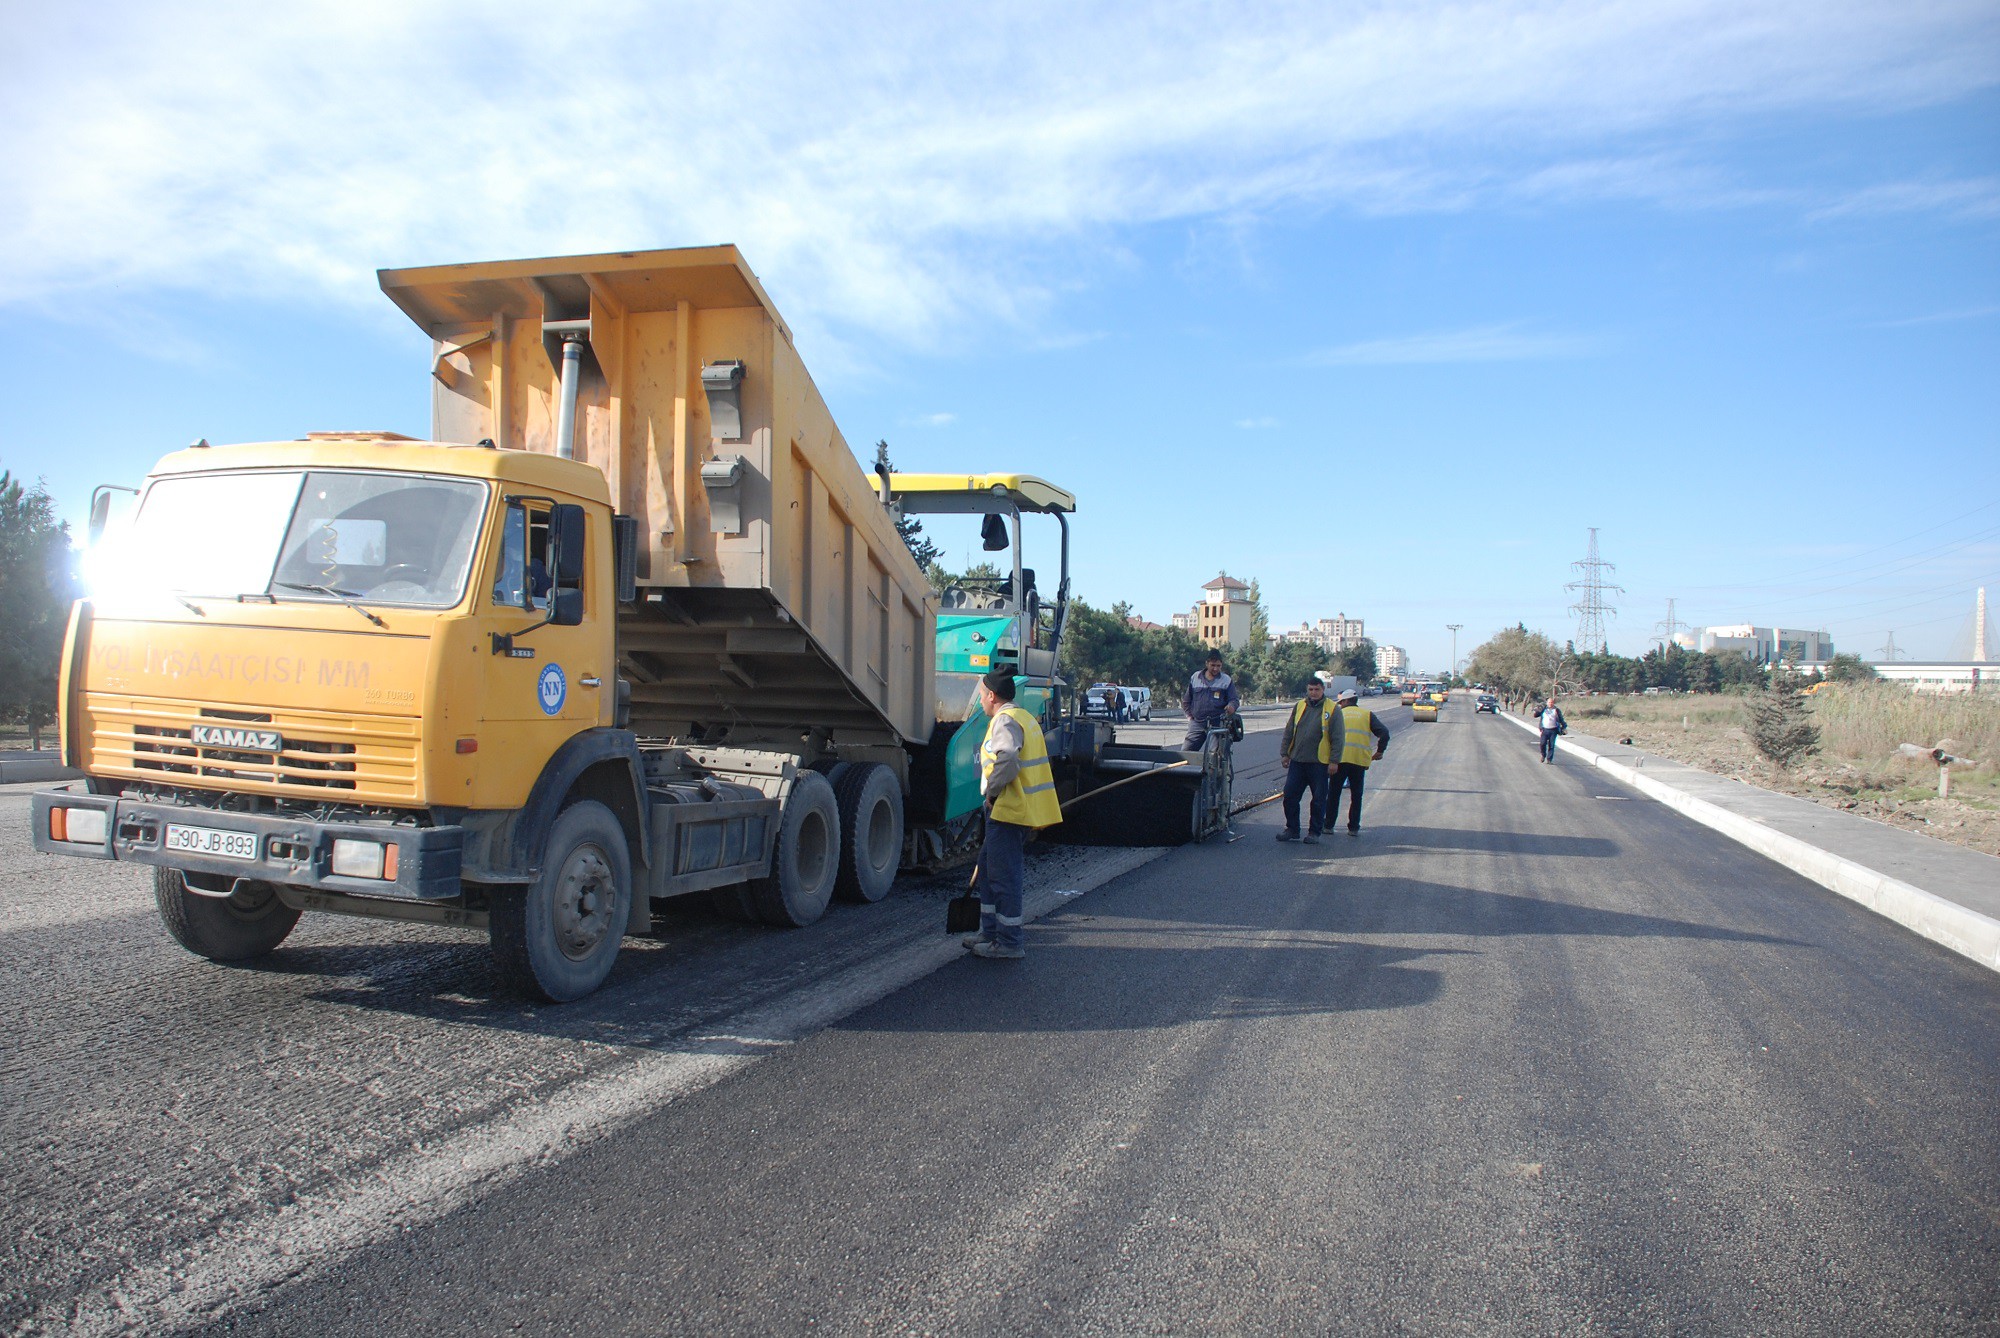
1652 597 1685 651
1565 527 1622 654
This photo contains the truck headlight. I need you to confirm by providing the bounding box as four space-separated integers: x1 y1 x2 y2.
331 839 397 880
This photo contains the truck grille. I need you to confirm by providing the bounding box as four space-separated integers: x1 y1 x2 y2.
84 698 422 804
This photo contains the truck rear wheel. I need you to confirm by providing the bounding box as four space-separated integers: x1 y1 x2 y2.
490 800 631 1002
832 762 902 904
747 770 840 927
154 869 301 962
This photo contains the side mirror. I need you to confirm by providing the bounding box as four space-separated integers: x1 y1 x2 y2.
88 491 113 543
550 503 585 586
550 587 584 627
980 513 1009 552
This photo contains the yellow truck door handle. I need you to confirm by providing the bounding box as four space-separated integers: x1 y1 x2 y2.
580 676 602 688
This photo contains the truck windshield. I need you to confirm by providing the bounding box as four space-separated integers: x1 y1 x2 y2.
107 470 488 608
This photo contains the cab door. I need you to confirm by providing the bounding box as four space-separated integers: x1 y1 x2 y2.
473 496 610 809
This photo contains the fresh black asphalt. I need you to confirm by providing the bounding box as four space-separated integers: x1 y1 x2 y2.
200 702 2000 1335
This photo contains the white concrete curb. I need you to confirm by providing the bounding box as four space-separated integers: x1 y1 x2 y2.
1502 710 2000 974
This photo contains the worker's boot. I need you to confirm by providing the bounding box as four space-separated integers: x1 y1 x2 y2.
970 940 1024 960
961 933 993 950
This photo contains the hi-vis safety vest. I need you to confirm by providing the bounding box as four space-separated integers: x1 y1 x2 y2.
1287 698 1340 765
1334 706 1378 767
983 704 1063 828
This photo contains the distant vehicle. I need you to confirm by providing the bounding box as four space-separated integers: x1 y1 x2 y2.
1476 693 1498 713
1411 699 1440 722
1082 684 1131 722
1400 686 1421 705
1426 684 1448 705
1125 686 1153 720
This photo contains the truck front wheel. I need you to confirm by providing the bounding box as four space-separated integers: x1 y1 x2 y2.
155 870 301 962
490 800 631 1002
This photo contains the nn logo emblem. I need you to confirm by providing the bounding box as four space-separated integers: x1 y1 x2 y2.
191 724 284 753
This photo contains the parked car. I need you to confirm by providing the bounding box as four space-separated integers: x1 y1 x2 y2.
1081 684 1129 722
1125 687 1153 720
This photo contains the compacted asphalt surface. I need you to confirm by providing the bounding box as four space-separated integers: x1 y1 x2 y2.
5 699 1997 1335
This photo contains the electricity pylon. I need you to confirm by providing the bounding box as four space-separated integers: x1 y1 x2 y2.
1566 527 1622 654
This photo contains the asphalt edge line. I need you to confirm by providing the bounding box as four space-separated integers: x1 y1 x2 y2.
39 844 1174 1337
1501 710 2000 974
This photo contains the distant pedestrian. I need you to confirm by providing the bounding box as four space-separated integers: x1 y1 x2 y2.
1327 686 1390 837
1181 650 1240 751
1275 675 1335 842
967 670 1063 960
1537 696 1566 763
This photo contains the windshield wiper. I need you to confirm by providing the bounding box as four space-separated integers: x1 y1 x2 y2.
167 591 206 616
274 582 388 627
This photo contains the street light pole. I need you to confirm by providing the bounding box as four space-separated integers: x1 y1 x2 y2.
1446 624 1463 680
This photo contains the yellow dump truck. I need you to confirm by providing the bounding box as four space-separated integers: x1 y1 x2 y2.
32 247 1225 1001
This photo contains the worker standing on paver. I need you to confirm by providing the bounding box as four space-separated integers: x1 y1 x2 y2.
1276 675 1337 843
967 669 1063 960
1182 650 1240 752
1537 696 1566 763
1327 686 1390 838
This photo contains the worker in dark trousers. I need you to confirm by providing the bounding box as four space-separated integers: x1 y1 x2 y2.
1181 650 1240 751
1327 686 1389 838
1537 696 1566 763
965 670 1063 960
1276 675 1336 842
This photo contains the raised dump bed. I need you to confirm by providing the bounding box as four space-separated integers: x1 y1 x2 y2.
379 246 934 753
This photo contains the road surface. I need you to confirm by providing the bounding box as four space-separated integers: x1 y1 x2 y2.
4 698 1995 1334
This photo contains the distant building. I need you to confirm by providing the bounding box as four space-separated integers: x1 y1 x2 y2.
1190 572 1254 650
1278 613 1369 655
1317 614 1366 653
1864 662 1998 694
1170 611 1197 634
1376 644 1408 676
1125 614 1165 632
1672 624 1834 666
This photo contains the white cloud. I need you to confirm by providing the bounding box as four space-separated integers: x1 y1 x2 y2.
1868 304 2000 328
909 412 957 428
1 0 1994 360
1305 324 1602 365
1236 417 1281 429
1810 175 2000 221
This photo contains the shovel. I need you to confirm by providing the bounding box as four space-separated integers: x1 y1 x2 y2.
946 859 983 935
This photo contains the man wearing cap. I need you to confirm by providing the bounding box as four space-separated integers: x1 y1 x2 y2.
1181 650 1240 752
1327 686 1390 838
966 670 1063 960
1275 674 1336 843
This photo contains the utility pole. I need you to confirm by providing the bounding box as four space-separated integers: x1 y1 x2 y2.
1652 597 1686 652
1878 630 1903 662
1978 586 1989 662
1565 527 1623 654
1446 624 1463 678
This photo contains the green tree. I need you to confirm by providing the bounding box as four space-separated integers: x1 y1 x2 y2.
1334 638 1377 682
1466 625 1569 706
0 473 80 749
1823 652 1876 684
1746 658 1819 766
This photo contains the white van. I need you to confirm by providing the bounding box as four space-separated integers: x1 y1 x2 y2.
1124 687 1152 721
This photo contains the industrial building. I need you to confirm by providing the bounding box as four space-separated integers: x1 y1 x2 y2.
1671 624 1834 667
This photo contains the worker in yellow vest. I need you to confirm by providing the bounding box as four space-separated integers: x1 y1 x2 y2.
967 669 1063 959
1327 686 1390 838
1276 675 1337 842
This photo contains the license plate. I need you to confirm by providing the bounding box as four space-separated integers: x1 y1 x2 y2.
165 824 259 861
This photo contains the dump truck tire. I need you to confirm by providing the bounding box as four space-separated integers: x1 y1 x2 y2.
748 771 839 927
489 800 631 1002
154 869 300 962
832 762 902 904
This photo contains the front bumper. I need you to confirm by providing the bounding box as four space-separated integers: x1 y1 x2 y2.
30 786 463 901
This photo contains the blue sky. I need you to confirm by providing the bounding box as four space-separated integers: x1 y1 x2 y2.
2 0 1995 673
